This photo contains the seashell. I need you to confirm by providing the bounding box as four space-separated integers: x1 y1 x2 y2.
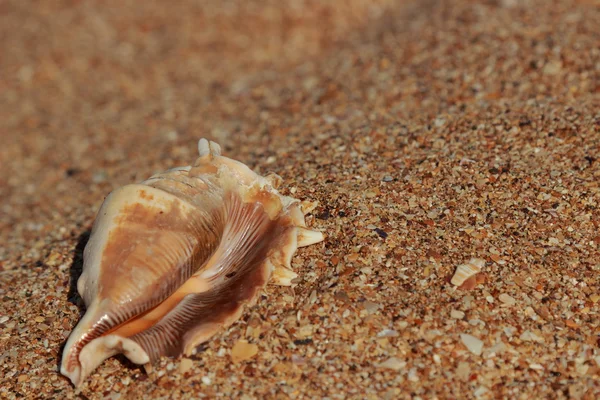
60 138 325 386
450 258 485 287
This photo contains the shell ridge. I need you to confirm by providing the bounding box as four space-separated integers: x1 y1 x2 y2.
131 251 274 361
129 192 288 359
199 192 277 281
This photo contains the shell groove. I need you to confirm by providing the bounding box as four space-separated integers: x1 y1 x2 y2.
60 139 324 386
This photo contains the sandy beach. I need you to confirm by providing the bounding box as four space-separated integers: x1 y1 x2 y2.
1 0 599 398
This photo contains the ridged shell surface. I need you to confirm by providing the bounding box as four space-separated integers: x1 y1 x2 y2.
60 139 324 386
450 258 485 286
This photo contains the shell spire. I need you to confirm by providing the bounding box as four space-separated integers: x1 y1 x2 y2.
197 138 222 158
60 138 324 386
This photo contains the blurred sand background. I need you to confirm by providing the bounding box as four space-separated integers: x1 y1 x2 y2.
1 0 599 398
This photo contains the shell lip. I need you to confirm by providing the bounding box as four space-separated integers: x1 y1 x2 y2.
61 333 151 387
60 363 82 388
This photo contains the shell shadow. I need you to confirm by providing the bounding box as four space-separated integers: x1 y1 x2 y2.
67 230 90 310
56 230 90 374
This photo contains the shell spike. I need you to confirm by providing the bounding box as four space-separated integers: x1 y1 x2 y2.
300 200 319 215
297 227 325 247
265 172 283 189
271 266 298 286
198 138 222 158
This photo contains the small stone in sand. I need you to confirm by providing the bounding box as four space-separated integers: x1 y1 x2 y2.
376 357 406 371
231 340 259 363
460 334 484 355
499 293 516 305
179 358 194 374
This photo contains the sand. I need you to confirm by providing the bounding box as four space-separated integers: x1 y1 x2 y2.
1 0 599 398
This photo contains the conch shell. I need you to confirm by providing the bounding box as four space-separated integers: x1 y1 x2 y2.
60 139 324 386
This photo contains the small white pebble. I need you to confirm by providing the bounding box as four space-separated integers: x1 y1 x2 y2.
396 321 409 329
92 170 107 183
201 376 211 385
524 306 539 321
363 300 380 314
451 310 465 319
460 334 484 356
377 329 399 337
474 386 489 398
503 325 516 337
456 361 470 380
499 293 516 305
164 130 178 141
434 117 446 127
376 357 406 371
520 330 544 343
484 341 506 357
407 368 419 382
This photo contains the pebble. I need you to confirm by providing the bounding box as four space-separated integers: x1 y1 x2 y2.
456 362 470 380
520 330 544 343
231 340 258 363
376 357 406 371
460 334 484 356
498 293 516 305
179 358 194 374
377 329 399 337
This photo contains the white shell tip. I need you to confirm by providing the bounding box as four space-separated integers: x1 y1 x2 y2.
297 228 325 247
271 266 299 286
265 173 283 189
198 138 222 157
300 200 319 215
